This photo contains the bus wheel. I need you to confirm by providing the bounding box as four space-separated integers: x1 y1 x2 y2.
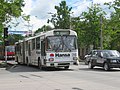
38 59 42 70
16 57 20 64
64 66 69 69
26 57 29 66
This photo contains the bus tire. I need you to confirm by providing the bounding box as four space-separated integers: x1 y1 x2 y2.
16 57 19 64
16 57 20 64
26 57 29 66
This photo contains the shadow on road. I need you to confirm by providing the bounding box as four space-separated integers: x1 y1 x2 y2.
6 64 41 72
6 64 74 73
79 66 120 72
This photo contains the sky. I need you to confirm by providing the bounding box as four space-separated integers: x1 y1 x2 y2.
9 0 115 34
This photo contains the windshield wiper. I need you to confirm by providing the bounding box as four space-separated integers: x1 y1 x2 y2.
62 41 71 52
55 36 72 52
55 43 62 52
55 37 62 52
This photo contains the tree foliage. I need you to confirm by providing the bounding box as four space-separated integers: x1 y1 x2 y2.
48 1 72 29
73 4 106 49
47 0 120 51
104 0 120 51
0 0 24 38
8 34 24 45
34 25 53 34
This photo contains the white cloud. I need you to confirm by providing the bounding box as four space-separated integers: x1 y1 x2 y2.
71 0 115 17
11 0 115 33
71 1 90 16
93 0 114 4
30 0 62 19
22 0 62 32
22 0 33 15
10 0 61 33
29 16 54 31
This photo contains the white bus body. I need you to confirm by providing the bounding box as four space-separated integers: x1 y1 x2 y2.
15 29 78 69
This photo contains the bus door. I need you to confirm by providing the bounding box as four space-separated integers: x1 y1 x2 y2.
41 39 46 65
28 42 31 64
22 42 25 64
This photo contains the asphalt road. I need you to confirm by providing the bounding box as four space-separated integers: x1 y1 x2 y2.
0 62 120 90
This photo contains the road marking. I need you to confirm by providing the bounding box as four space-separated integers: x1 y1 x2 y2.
19 75 29 78
30 74 43 78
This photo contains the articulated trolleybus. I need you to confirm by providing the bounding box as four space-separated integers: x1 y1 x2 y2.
15 29 78 69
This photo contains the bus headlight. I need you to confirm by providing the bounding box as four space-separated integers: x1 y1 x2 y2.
49 58 54 62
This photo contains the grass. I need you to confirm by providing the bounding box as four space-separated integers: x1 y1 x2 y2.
0 61 9 68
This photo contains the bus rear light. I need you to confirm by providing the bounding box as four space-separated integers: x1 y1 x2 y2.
49 58 54 61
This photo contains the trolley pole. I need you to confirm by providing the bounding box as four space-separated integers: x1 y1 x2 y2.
70 16 71 29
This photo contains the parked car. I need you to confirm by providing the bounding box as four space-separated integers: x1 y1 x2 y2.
87 50 120 71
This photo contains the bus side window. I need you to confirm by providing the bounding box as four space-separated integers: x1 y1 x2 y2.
45 38 49 50
32 39 35 50
25 41 28 51
41 40 46 56
36 37 40 49
20 43 22 55
28 42 31 56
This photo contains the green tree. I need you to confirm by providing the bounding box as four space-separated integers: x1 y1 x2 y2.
71 17 85 47
34 25 53 34
8 34 24 45
48 1 72 29
76 4 106 49
105 0 120 51
0 0 24 38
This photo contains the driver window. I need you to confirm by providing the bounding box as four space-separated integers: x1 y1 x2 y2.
92 51 97 56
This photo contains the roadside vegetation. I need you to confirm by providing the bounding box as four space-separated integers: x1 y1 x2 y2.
0 0 120 52
47 0 120 51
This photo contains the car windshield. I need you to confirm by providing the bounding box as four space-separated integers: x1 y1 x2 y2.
102 50 120 57
46 36 77 52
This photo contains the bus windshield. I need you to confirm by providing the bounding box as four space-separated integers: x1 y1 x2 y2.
47 36 77 52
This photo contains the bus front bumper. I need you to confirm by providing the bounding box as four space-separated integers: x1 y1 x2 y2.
46 61 74 67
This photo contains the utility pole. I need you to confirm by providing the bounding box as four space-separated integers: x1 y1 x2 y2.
100 15 103 50
69 12 73 29
4 27 8 65
70 16 71 29
3 4 9 65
